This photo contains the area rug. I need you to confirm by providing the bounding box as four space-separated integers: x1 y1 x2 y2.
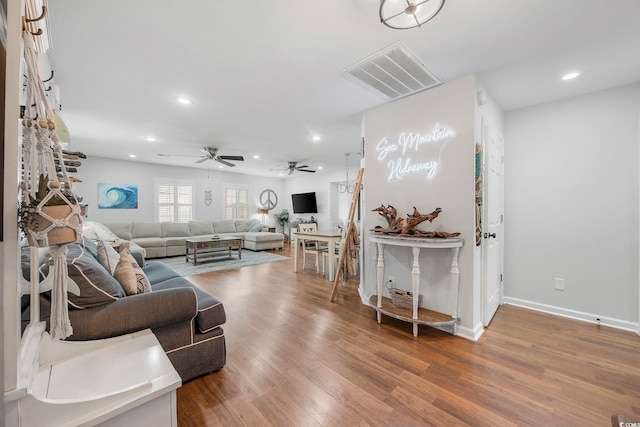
157 251 289 276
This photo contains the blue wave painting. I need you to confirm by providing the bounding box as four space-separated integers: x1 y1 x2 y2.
98 183 138 209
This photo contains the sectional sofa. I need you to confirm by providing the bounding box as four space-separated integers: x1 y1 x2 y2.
84 219 284 259
22 239 226 382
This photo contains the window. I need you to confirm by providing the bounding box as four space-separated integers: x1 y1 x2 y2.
156 179 193 223
224 185 249 220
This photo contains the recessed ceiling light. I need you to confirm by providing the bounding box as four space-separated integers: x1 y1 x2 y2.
174 96 192 105
218 165 224 168
253 155 260 159
278 173 283 177
129 154 137 158
145 136 157 142
317 166 323 170
312 135 321 142
561 72 580 81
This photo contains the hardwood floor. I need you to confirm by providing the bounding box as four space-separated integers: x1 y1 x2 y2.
178 245 640 426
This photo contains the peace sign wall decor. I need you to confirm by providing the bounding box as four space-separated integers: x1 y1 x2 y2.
259 189 278 210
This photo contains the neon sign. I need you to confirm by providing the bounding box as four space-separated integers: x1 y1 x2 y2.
376 123 456 182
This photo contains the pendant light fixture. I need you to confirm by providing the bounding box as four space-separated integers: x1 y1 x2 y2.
379 0 445 30
336 153 355 194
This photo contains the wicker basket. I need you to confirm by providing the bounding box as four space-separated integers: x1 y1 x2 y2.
387 286 422 308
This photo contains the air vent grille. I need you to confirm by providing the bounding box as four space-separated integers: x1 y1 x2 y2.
344 43 442 100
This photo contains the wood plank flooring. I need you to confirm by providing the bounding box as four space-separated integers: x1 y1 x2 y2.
178 245 640 426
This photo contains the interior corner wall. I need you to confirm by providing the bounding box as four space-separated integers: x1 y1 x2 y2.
283 168 359 230
504 83 640 329
74 157 286 227
362 75 478 336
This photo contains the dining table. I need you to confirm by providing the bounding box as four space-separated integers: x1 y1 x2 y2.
293 230 343 281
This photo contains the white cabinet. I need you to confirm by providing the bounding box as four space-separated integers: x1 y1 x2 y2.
18 328 181 427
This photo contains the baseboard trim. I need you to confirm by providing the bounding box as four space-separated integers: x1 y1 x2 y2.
502 297 639 334
456 322 484 341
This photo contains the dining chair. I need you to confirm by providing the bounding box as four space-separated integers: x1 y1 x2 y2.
298 223 324 272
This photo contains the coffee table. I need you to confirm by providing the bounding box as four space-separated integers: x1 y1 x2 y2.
185 236 242 266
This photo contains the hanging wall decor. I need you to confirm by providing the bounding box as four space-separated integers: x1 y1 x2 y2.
204 190 212 207
19 18 83 340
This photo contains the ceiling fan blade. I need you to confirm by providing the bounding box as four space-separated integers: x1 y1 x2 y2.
159 153 203 158
219 155 244 161
288 169 294 175
295 165 309 169
299 169 316 173
194 157 208 164
216 158 235 167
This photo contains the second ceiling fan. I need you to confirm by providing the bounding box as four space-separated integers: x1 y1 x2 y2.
277 161 316 175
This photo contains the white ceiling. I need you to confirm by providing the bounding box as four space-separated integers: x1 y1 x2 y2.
44 0 640 177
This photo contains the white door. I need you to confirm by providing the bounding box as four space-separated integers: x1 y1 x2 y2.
482 118 505 326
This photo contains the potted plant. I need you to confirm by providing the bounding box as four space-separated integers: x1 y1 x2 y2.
274 209 289 234
19 174 82 247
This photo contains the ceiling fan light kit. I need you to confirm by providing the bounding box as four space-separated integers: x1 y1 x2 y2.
379 0 445 30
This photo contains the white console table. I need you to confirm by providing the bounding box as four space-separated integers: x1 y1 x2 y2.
369 234 464 337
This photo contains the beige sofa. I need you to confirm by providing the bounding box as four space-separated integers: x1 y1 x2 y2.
101 219 284 259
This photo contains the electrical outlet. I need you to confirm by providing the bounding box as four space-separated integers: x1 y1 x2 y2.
554 278 565 291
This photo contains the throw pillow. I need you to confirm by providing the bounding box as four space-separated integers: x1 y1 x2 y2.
114 249 151 295
82 237 99 259
96 240 121 275
247 220 264 232
66 244 125 309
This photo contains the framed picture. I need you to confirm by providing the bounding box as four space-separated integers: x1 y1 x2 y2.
98 183 138 209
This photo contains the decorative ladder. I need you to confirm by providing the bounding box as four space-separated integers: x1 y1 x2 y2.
330 167 364 301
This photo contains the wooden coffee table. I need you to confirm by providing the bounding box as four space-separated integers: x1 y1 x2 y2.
185 236 242 266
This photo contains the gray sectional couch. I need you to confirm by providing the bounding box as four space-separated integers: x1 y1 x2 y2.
25 239 226 382
102 219 284 258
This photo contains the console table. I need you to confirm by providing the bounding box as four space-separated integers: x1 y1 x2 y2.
369 234 464 337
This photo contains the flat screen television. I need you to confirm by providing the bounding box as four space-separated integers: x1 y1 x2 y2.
291 192 318 214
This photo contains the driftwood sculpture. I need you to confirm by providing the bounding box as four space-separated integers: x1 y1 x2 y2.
371 204 461 238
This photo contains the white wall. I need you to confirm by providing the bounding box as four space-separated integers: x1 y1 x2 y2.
362 75 478 336
283 169 359 229
75 157 287 228
504 83 640 329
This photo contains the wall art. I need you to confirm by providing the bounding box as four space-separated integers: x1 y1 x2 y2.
98 183 138 209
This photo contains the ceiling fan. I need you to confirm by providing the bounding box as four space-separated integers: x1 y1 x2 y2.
158 147 244 167
272 161 316 175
